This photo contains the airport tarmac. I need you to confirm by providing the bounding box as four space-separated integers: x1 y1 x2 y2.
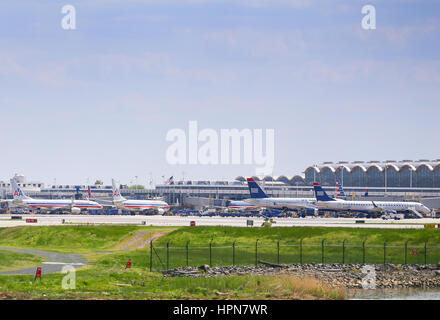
0 214 439 229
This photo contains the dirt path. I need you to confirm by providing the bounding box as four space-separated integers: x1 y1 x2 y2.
0 247 88 275
116 230 172 251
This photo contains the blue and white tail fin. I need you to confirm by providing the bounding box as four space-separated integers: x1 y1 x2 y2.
364 189 369 197
313 183 336 202
336 180 346 197
10 178 31 200
111 179 126 202
246 178 268 199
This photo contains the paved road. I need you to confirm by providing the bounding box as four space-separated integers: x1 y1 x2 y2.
0 247 88 275
0 214 439 229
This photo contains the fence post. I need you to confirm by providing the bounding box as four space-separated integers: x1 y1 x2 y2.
186 240 189 266
404 240 408 265
383 242 386 264
424 242 427 265
362 240 366 264
149 240 153 272
300 239 303 265
342 239 346 264
233 240 236 265
321 239 325 264
209 238 213 266
166 241 169 270
277 240 280 264
255 239 259 266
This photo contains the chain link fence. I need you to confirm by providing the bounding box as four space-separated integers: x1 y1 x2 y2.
148 240 440 271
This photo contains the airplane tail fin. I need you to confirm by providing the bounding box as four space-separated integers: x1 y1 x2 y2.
313 182 336 201
336 180 346 197
364 190 369 197
246 178 268 199
10 178 30 200
112 179 126 202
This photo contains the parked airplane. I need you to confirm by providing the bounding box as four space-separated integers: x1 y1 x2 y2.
226 200 258 211
10 179 102 213
313 183 430 218
111 179 170 214
244 178 317 212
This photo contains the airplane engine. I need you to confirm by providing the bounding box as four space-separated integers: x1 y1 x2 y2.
157 208 165 215
71 207 81 214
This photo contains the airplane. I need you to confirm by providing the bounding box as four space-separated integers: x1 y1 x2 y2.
9 179 102 214
226 200 258 211
313 182 431 218
244 178 318 213
111 179 170 215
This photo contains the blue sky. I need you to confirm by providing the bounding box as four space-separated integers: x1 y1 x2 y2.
0 0 439 186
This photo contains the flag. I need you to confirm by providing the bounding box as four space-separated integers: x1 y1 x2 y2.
164 176 174 185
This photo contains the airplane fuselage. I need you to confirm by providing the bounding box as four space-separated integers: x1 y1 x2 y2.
244 197 316 210
14 199 102 211
114 200 170 213
316 199 430 215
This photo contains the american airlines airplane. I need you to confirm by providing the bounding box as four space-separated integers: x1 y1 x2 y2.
313 182 431 218
226 200 258 211
244 178 317 212
111 179 170 215
10 179 102 213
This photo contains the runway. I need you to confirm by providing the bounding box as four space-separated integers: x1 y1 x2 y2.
1 214 439 229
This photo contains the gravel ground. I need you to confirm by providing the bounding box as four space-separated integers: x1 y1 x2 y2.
161 263 440 289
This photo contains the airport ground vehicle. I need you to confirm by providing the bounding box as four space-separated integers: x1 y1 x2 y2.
381 213 405 220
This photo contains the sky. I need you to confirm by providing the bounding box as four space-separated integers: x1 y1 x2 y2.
0 0 439 187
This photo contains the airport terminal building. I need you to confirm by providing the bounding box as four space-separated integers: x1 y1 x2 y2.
2 159 440 211
235 159 440 189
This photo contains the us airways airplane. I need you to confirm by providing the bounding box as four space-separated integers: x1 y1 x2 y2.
313 183 430 218
10 179 102 213
244 178 317 212
111 179 170 215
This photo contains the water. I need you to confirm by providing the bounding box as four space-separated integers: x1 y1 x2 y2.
347 288 440 300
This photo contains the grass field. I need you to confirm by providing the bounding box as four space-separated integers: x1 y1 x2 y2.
150 226 440 267
1 225 440 299
0 226 176 253
0 250 45 272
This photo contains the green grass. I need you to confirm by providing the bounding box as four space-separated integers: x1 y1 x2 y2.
0 226 175 253
0 250 44 272
149 226 440 267
2 225 440 299
0 262 345 300
155 226 440 245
